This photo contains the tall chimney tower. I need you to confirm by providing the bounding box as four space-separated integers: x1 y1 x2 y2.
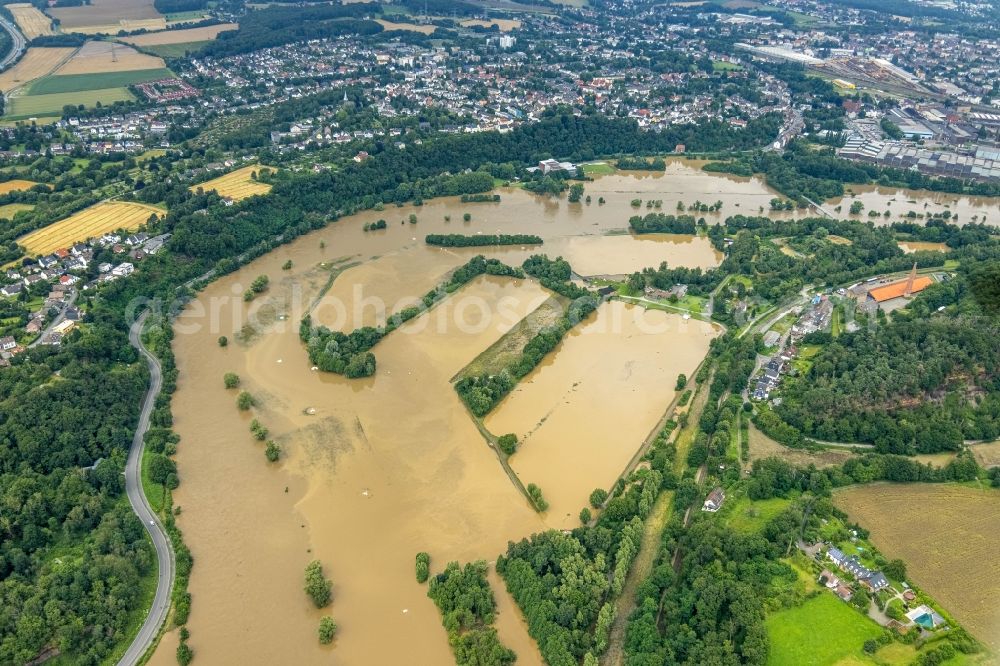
904 262 917 297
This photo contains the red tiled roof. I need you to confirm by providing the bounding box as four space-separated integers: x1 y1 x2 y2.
867 276 933 302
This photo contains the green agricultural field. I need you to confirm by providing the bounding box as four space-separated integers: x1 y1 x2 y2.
766 593 882 666
5 87 135 118
28 68 174 95
141 41 211 58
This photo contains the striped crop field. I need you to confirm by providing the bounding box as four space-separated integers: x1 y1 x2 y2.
18 201 163 256
190 165 274 201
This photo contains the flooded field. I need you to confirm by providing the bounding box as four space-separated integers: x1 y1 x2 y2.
831 184 1000 225
550 233 721 276
160 181 735 664
485 301 718 526
898 240 949 253
593 159 794 219
157 168 1000 664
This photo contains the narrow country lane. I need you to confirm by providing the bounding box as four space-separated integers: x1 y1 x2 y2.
119 311 175 666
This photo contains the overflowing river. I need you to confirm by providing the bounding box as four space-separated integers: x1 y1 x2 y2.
152 165 994 665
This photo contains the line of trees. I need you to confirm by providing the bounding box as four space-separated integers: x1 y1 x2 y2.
425 233 542 247
628 213 698 234
301 255 522 377
616 156 666 170
456 255 599 416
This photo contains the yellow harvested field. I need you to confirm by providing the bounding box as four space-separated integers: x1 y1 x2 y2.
460 18 522 31
8 3 54 39
46 0 162 30
191 165 274 201
0 179 42 195
375 19 436 34
748 422 855 468
18 201 162 256
121 22 238 46
0 47 75 94
972 440 1000 468
835 483 1000 650
54 41 165 75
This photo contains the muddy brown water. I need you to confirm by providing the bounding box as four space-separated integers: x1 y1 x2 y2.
897 240 949 254
485 301 719 527
830 184 1000 226
154 169 999 665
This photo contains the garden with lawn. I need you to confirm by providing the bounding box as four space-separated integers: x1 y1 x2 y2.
766 593 883 666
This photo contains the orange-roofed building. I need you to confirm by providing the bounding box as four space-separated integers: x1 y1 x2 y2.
867 276 933 303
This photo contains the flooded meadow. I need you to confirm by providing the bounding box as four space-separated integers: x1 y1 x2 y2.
155 165 995 664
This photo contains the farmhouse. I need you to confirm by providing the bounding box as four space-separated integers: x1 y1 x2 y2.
702 487 725 512
826 546 889 592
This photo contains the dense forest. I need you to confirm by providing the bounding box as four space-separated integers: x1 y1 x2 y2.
498 465 665 665
628 213 698 234
195 4 383 58
772 276 1000 453
0 311 152 663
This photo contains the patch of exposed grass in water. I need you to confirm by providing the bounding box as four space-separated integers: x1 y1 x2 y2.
453 294 570 381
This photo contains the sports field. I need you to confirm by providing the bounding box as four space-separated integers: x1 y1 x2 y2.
766 593 882 666
0 47 75 94
0 180 42 195
191 165 274 201
6 88 134 119
18 201 162 256
7 3 54 39
30 69 173 95
121 23 238 46
53 41 166 75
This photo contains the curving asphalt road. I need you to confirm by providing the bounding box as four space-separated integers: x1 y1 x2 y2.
119 311 175 666
0 16 26 71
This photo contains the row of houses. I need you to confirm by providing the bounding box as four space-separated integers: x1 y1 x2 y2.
827 546 890 593
752 348 796 401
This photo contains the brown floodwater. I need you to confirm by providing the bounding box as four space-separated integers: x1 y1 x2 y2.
155 169 1000 665
898 240 949 254
485 301 719 526
830 184 1000 226
548 233 722 276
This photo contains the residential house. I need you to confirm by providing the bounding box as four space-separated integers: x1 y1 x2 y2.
702 487 725 512
1 283 22 298
111 263 135 277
